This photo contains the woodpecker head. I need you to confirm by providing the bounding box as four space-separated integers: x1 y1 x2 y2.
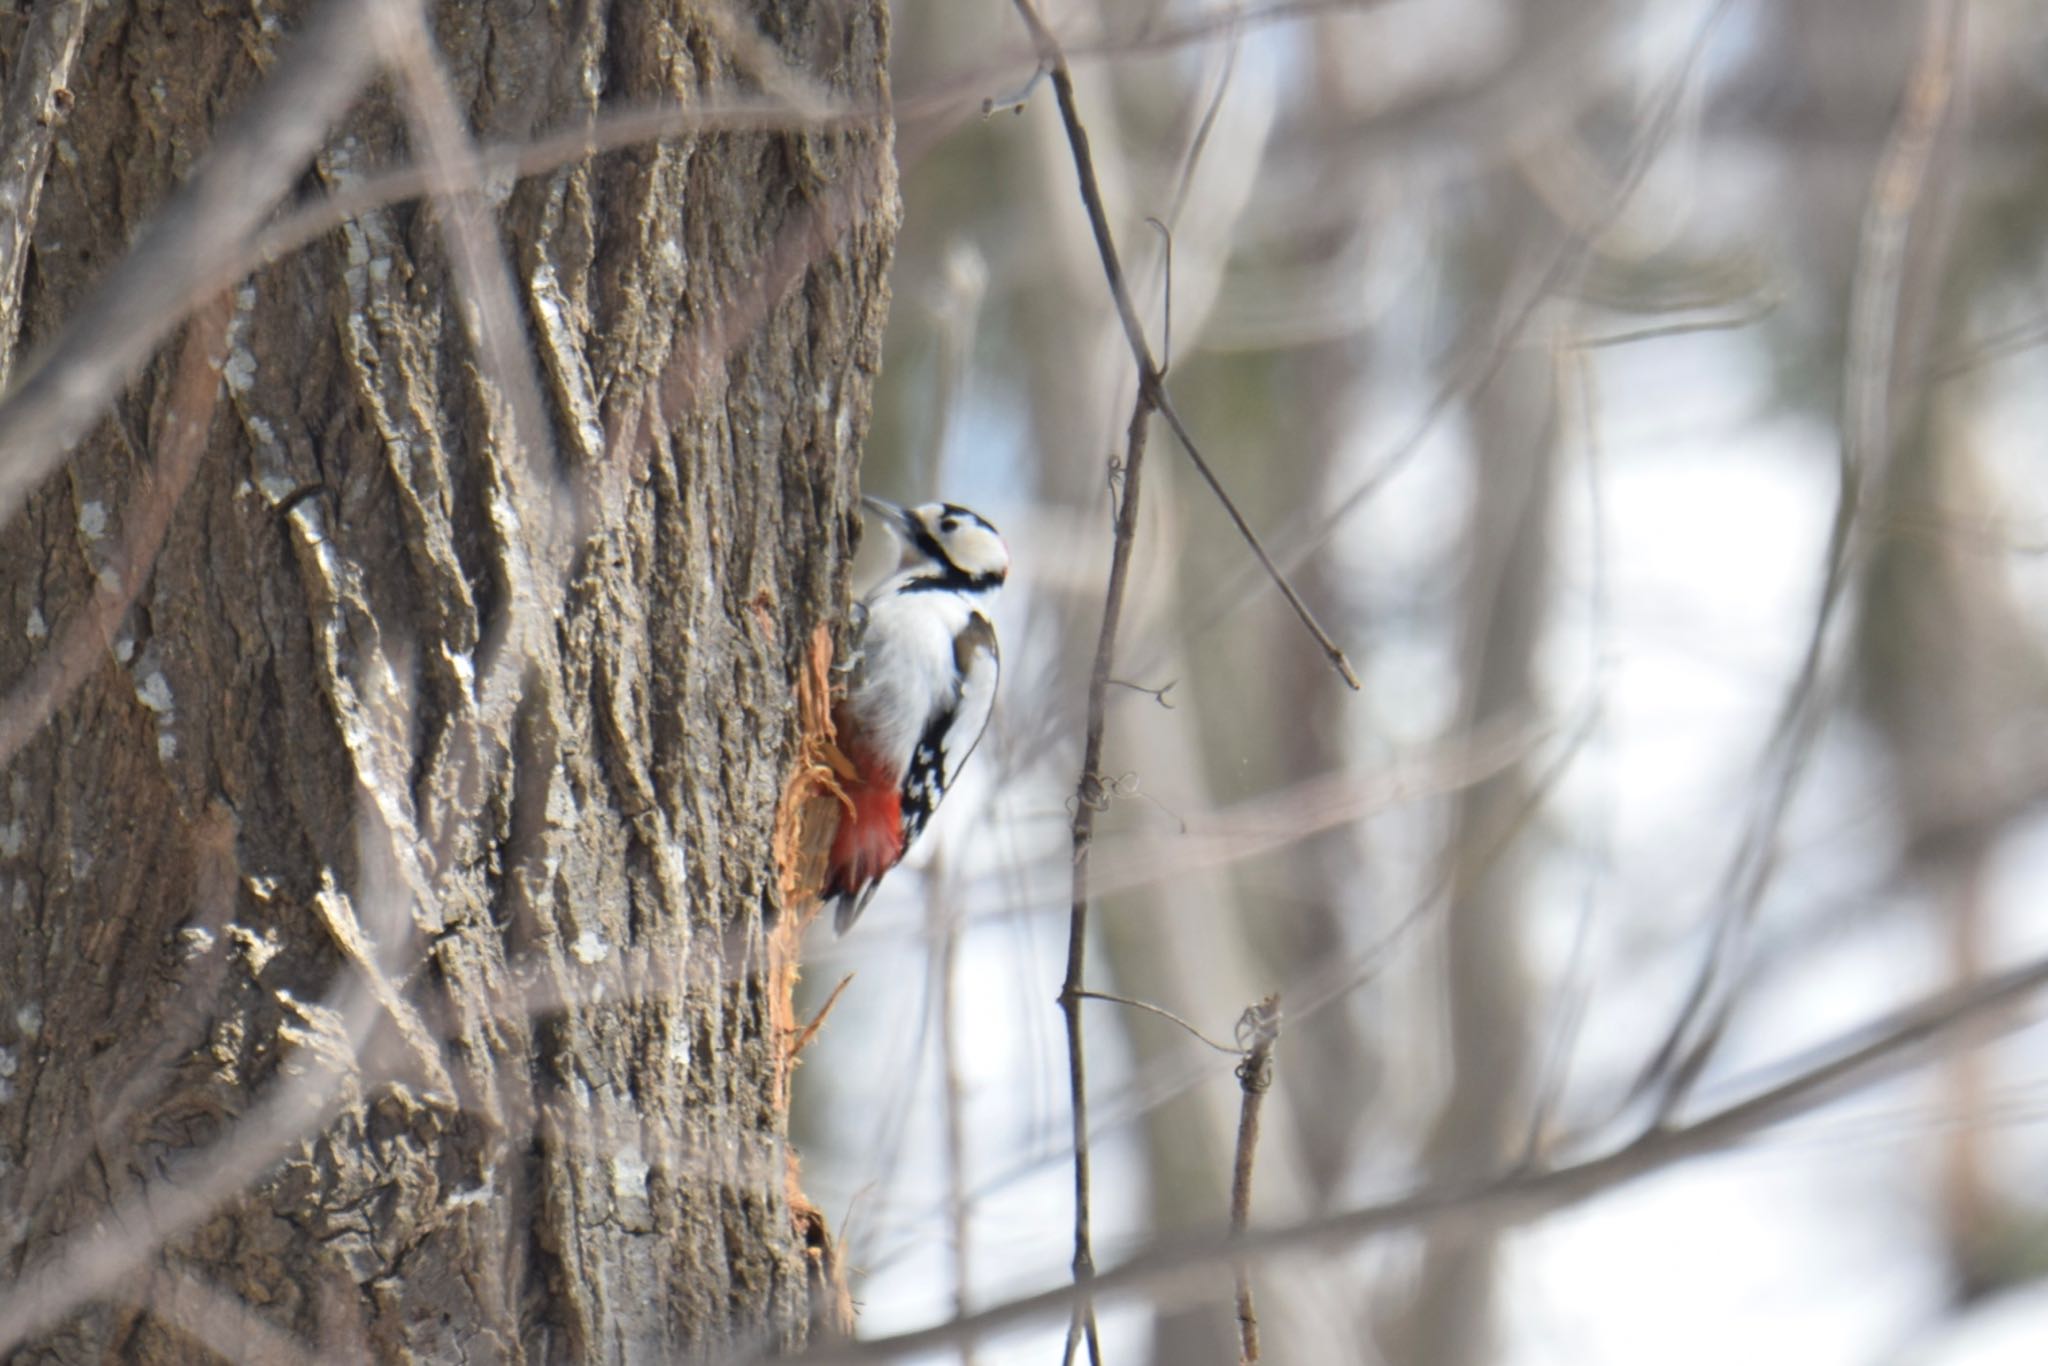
862 497 1009 593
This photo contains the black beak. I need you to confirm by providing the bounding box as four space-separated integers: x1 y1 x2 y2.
860 496 914 538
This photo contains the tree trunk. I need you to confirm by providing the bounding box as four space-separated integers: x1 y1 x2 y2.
0 1 894 1360
1389 188 1559 1366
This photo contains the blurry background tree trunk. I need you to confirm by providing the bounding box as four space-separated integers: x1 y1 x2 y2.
0 1 893 1359
1386 180 1561 1366
1845 12 2048 1301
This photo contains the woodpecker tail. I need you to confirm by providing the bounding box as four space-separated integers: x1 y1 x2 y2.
832 882 882 936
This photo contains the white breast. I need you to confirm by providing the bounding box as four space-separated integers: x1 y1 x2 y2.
845 585 985 778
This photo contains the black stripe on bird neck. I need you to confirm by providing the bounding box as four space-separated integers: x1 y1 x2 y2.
901 565 1004 594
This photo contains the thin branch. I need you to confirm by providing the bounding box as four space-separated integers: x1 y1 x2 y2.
1106 677 1177 708
1154 392 1360 687
1229 996 1281 1364
1059 389 1152 1366
790 942 2048 1364
1147 217 1174 374
1163 22 1240 233
1075 989 1241 1055
981 63 1048 116
1569 292 1781 349
787 973 856 1060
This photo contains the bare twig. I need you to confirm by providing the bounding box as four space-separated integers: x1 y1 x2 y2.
981 63 1048 116
1569 292 1781 349
1075 989 1240 1055
1107 677 1177 708
1147 217 1175 374
1162 21 1240 234
1158 395 1362 686
1230 996 1281 1364
1060 389 1150 1366
788 974 856 1060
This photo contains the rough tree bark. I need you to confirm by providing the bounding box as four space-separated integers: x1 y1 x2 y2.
0 1 893 1360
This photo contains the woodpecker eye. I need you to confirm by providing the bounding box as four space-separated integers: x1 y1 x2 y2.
940 517 959 533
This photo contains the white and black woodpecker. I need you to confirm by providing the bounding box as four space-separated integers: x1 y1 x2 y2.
825 497 1008 933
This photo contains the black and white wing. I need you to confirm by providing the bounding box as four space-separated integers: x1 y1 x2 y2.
899 613 1000 849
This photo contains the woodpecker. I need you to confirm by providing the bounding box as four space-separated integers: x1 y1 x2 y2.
826 497 1008 933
